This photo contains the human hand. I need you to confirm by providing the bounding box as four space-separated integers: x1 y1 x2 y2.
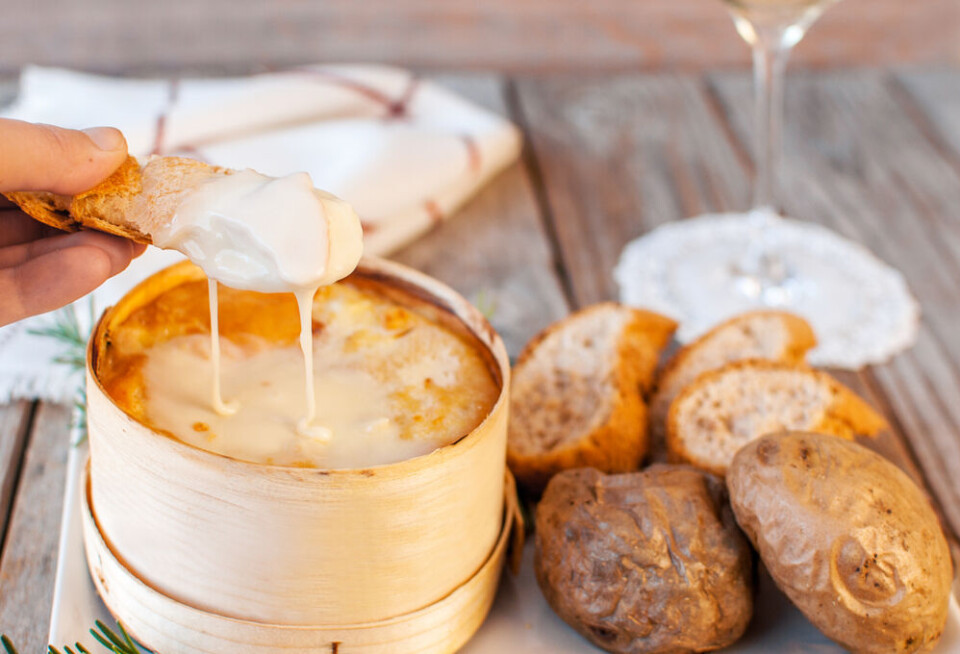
0 118 145 327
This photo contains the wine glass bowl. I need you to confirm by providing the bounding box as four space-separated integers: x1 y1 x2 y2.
724 0 839 49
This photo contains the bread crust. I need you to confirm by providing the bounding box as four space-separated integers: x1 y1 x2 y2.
507 303 677 494
3 155 229 244
666 359 887 477
648 311 817 459
656 311 816 398
728 433 952 653
535 466 754 653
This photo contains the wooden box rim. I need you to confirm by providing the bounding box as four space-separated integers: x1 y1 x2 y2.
86 256 510 478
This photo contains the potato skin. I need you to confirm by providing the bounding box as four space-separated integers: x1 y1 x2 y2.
535 466 754 653
727 432 953 654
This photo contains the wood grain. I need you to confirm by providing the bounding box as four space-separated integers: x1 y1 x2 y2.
0 0 955 76
514 73 750 307
895 70 960 164
0 401 32 553
0 403 71 650
393 74 570 356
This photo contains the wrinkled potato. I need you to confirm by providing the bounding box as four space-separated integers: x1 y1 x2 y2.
535 465 754 653
728 432 953 654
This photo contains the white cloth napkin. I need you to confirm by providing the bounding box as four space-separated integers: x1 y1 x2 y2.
0 64 522 403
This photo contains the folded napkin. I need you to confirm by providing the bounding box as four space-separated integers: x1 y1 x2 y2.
0 64 522 403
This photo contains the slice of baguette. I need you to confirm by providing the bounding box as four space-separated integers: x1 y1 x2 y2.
3 155 230 244
507 303 677 494
648 311 816 458
666 359 887 477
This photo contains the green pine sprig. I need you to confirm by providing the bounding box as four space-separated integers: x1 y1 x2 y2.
85 620 142 654
471 289 498 322
2 619 145 654
27 298 96 442
27 301 88 370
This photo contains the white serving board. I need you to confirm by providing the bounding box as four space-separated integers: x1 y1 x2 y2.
50 435 960 653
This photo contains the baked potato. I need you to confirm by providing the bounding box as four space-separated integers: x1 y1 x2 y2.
535 465 754 653
727 432 953 653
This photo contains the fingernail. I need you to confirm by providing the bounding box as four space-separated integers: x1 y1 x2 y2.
83 127 126 152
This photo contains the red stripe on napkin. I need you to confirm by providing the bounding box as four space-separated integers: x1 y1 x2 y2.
461 134 482 173
150 79 181 156
387 77 420 119
293 67 420 119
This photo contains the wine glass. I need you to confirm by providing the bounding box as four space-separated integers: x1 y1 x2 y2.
616 0 919 368
724 0 837 304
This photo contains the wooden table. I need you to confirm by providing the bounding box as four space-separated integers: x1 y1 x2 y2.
2 68 960 648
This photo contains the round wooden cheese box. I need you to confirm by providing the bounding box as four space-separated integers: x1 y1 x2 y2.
82 257 517 653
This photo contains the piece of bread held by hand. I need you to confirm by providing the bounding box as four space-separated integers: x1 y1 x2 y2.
507 303 677 495
666 359 887 477
3 155 230 244
647 311 816 461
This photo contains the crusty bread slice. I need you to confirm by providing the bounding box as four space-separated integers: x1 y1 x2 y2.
666 360 887 477
3 155 230 244
648 311 816 457
507 303 677 494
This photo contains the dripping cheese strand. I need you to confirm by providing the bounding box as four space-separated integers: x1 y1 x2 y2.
208 279 239 416
153 169 364 440
295 287 332 441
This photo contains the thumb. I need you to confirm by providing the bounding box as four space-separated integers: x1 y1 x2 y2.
0 118 128 195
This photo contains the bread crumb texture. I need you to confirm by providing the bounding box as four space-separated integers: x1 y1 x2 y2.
649 311 816 440
3 155 230 244
507 303 676 494
667 360 886 476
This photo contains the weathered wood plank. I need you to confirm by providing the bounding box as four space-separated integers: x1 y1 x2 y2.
895 70 960 164
708 69 960 537
870 337 960 537
0 401 32 550
0 0 955 77
0 403 71 648
0 80 16 110
393 74 570 356
514 74 750 307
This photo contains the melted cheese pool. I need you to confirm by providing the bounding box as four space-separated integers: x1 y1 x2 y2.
99 280 499 469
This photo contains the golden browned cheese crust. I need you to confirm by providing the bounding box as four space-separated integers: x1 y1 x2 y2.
507 304 677 494
4 155 229 243
728 433 953 654
97 275 499 456
666 359 887 477
535 466 754 653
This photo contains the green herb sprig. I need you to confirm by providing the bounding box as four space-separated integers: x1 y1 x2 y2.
27 298 96 442
471 289 498 322
2 620 144 654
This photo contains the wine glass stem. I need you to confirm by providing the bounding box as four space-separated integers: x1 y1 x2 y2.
735 29 795 303
751 36 790 213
